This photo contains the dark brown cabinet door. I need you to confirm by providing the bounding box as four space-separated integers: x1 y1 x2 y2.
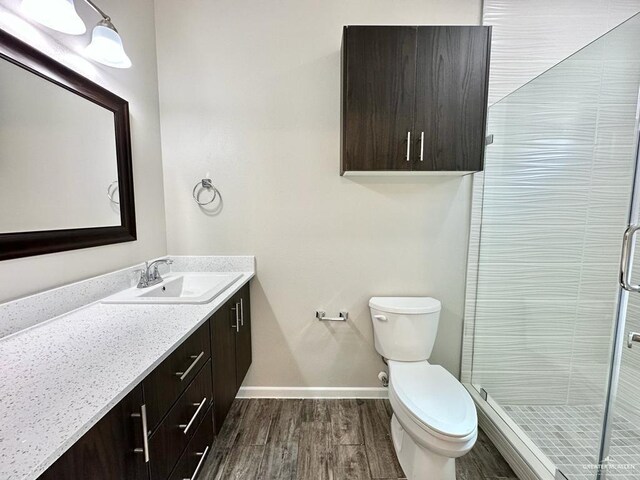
342 26 417 173
235 284 252 390
413 26 491 172
211 299 237 433
39 385 148 480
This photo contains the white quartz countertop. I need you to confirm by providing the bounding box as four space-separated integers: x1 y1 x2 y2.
0 269 254 480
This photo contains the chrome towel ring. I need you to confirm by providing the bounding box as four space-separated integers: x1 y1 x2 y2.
192 178 220 206
107 181 119 204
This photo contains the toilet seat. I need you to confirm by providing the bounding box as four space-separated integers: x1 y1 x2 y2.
388 361 477 441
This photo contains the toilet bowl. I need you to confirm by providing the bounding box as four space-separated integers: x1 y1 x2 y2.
369 297 478 480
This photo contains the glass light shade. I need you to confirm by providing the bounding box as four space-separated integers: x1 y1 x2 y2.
21 0 86 35
85 21 131 69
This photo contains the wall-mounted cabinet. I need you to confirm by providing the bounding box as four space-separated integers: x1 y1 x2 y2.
341 25 491 175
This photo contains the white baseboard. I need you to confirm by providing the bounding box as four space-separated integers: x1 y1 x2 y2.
237 386 389 399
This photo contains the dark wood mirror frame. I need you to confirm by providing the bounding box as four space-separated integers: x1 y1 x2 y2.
0 29 136 261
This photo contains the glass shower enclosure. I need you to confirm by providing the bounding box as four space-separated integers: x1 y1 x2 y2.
463 13 640 480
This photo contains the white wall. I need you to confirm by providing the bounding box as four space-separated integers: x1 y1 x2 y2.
154 0 482 388
0 0 167 302
484 0 640 104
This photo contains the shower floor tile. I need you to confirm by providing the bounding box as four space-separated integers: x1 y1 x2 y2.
503 404 640 480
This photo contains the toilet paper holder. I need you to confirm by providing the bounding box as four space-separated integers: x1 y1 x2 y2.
315 310 348 322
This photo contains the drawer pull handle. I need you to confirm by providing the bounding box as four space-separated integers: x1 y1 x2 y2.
131 404 150 463
178 397 207 435
240 297 244 327
182 445 210 480
175 351 205 381
232 304 240 333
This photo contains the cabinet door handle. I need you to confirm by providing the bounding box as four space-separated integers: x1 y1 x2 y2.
131 404 150 463
182 445 210 480
406 131 411 161
232 303 240 332
419 131 425 162
178 397 207 435
175 351 205 381
240 298 244 327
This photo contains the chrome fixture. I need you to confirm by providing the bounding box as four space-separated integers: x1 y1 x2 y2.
137 259 173 288
406 132 411 161
21 0 132 68
419 131 425 162
619 225 640 292
131 404 150 463
192 178 220 207
178 397 207 434
378 371 389 387
315 310 348 322
175 352 204 381
628 332 640 348
107 180 119 204
187 446 210 480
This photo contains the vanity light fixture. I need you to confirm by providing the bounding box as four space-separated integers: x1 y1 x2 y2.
83 0 131 69
21 0 86 35
20 0 131 69
84 17 131 69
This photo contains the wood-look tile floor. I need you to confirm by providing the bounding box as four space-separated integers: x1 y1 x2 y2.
199 399 517 480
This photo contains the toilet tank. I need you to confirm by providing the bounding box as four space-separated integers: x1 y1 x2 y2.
369 297 442 361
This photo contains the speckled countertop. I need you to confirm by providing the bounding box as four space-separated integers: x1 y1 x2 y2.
0 263 254 480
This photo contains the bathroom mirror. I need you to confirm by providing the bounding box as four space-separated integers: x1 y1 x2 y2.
0 29 136 260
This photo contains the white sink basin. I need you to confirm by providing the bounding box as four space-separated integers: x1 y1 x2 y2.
102 273 242 304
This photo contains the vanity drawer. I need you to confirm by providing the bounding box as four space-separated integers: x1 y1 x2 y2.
144 321 211 431
168 406 214 480
149 358 213 480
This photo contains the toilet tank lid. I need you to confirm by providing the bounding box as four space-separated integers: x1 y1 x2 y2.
369 297 441 314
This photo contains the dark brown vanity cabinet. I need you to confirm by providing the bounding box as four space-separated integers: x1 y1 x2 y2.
341 25 491 174
38 281 252 480
39 386 148 480
211 283 252 432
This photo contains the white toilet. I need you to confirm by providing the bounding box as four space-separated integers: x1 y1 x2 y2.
369 297 477 480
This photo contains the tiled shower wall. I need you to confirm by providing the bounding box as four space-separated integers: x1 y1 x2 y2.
463 12 640 412
484 0 640 105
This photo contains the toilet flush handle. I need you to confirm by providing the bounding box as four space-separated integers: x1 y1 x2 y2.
374 315 387 322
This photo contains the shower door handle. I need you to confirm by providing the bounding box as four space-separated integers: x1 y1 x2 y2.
628 332 640 348
620 225 640 292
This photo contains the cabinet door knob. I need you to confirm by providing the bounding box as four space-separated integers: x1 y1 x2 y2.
406 131 411 161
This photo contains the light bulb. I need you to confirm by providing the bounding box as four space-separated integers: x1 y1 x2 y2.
21 0 86 35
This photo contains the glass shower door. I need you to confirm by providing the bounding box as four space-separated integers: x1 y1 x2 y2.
601 199 640 479
467 12 640 480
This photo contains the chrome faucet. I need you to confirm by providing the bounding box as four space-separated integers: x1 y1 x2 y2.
137 259 174 288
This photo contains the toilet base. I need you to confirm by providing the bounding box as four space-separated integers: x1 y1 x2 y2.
391 414 456 480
